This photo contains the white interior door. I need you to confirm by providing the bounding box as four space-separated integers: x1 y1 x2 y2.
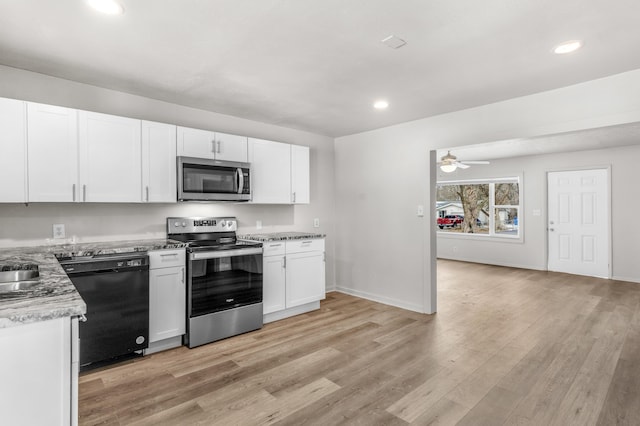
547 169 609 278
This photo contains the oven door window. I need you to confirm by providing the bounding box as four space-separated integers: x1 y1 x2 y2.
190 253 263 316
183 163 238 194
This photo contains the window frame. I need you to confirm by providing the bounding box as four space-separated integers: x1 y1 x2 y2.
436 176 523 242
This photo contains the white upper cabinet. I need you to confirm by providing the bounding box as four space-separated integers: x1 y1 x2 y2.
27 103 79 202
177 126 214 159
248 138 292 204
142 121 177 203
0 98 27 202
177 126 248 162
291 145 310 204
79 111 142 202
215 131 248 162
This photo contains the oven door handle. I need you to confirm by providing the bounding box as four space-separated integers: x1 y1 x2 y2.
190 247 263 260
236 168 244 194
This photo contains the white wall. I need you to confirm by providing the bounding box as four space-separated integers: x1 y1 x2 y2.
335 69 640 314
0 65 336 288
436 144 640 283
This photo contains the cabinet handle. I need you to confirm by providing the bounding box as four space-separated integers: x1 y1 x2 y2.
146 186 149 202
292 192 296 203
160 253 179 257
270 243 282 247
83 185 86 202
181 267 185 283
283 257 286 268
301 240 313 245
217 140 222 154
72 184 76 202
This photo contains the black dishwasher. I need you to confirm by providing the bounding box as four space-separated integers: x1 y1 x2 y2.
60 254 149 370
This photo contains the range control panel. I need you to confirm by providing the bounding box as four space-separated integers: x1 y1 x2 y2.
167 217 237 234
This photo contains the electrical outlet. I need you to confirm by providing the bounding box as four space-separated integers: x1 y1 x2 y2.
313 218 320 228
256 220 262 230
53 224 65 239
417 205 424 217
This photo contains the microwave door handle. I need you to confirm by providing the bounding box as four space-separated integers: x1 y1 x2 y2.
237 168 244 194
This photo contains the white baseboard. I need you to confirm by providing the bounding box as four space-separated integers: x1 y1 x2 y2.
334 285 424 313
144 335 183 355
437 255 547 271
612 275 640 284
263 301 321 324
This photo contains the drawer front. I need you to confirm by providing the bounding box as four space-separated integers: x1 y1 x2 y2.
286 238 325 254
262 241 286 257
149 249 186 269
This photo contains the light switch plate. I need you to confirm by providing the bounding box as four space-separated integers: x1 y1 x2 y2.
417 205 424 217
256 220 262 230
313 218 320 228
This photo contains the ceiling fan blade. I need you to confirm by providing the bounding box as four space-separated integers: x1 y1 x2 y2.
455 162 470 169
459 160 490 165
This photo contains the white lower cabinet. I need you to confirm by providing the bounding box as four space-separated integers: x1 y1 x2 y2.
286 250 325 308
263 248 286 315
0 316 79 426
262 239 325 322
147 249 186 354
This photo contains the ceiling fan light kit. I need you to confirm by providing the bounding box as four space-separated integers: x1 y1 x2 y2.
438 150 489 172
440 163 457 173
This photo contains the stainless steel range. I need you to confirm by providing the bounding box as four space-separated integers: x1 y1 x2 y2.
167 217 263 348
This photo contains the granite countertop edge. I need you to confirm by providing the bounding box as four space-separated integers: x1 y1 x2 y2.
238 232 327 242
0 239 187 329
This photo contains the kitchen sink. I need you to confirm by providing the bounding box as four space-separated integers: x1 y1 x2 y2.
0 269 40 283
0 268 40 294
0 280 40 292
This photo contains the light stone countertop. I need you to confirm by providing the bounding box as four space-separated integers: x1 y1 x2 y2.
238 232 326 242
0 239 186 328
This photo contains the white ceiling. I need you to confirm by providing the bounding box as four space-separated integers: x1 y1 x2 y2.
1 0 640 137
437 122 640 163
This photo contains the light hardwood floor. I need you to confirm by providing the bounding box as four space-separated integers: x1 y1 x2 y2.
79 259 640 425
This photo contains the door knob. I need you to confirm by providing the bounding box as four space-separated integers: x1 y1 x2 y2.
549 228 555 232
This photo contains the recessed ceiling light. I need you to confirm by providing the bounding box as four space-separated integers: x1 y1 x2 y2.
86 0 124 15
381 35 407 49
553 40 583 54
373 100 389 110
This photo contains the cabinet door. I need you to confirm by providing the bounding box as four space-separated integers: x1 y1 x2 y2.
248 138 291 204
263 255 286 314
291 145 310 204
142 121 177 202
149 266 186 343
0 98 27 202
285 251 325 308
215 132 248 162
176 126 215 159
27 103 79 202
0 317 72 425
79 111 142 202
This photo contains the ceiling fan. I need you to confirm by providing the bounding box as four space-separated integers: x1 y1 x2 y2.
438 151 490 173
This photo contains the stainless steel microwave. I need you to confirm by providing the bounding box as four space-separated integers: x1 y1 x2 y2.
177 157 251 202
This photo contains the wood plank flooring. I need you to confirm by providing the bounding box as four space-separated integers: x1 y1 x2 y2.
79 259 640 425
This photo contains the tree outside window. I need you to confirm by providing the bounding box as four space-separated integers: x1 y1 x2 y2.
436 178 520 238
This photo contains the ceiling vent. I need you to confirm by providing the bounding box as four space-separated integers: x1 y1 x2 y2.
381 35 407 49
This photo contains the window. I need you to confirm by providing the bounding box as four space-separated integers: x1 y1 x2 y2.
436 177 520 238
